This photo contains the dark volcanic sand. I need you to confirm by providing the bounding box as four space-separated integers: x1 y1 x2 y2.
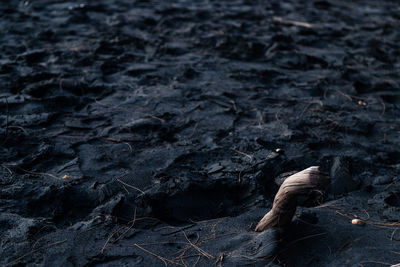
1 0 400 266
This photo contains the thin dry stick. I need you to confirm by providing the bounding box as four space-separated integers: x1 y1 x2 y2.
390 228 399 241
2 96 9 144
298 100 323 119
277 233 327 256
101 209 137 253
272 16 312 28
101 226 125 253
193 255 201 267
180 257 188 267
16 167 68 180
380 97 386 117
181 231 214 260
116 178 145 194
32 226 62 249
159 223 196 236
122 241 189 247
133 243 180 266
178 253 203 260
231 148 253 161
359 260 393 266
103 137 133 153
175 232 237 265
173 233 213 266
1 164 13 177
255 166 330 232
8 125 28 134
112 209 137 243
5 240 66 267
335 90 353 101
174 233 201 258
316 204 400 229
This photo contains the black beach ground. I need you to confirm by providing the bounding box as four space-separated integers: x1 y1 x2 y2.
1 0 400 266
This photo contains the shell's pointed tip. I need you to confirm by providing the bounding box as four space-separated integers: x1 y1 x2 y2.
307 166 321 172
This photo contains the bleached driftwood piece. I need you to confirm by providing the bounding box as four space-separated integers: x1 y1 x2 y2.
255 166 330 232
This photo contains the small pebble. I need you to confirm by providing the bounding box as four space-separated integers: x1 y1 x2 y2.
351 218 364 225
358 100 367 106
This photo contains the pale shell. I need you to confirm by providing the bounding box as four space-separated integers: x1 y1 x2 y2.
351 218 364 225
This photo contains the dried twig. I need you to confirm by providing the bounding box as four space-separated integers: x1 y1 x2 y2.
359 260 394 266
2 96 9 144
102 137 133 153
181 231 214 260
231 148 253 162
315 204 400 229
380 97 386 117
5 240 66 266
124 230 235 266
390 228 399 241
1 164 13 177
272 16 312 28
116 178 145 194
101 208 137 253
7 125 28 134
133 243 180 266
16 167 69 180
255 166 330 232
159 223 196 236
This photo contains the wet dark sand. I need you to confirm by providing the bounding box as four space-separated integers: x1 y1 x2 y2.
1 0 400 266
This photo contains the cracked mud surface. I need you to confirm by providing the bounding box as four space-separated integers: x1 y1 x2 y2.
1 0 400 266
